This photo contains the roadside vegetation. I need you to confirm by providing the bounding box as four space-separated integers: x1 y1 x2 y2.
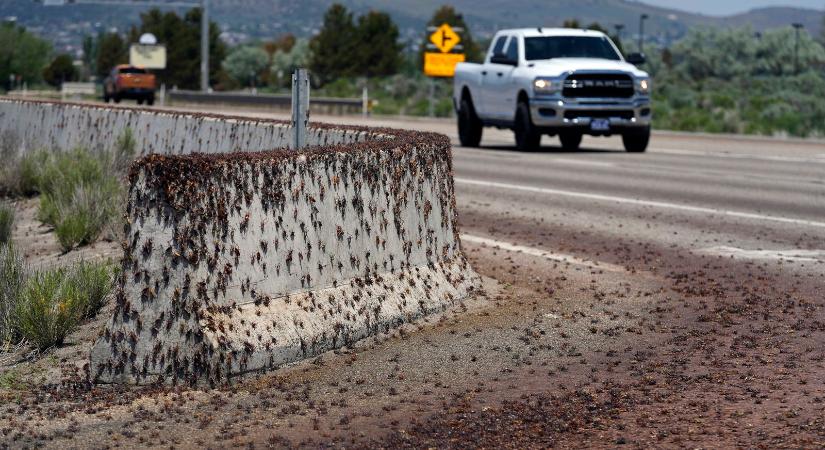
0 129 134 252
0 126 127 358
0 241 115 351
0 129 125 353
0 203 12 246
647 26 825 137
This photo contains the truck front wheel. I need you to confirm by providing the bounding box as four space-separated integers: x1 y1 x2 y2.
514 101 540 151
622 126 650 153
458 97 482 147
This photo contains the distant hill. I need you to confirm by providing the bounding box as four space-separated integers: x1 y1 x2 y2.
2 0 822 54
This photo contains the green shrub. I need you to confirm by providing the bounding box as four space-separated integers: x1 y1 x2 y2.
0 243 27 346
26 147 123 251
14 260 113 350
53 181 120 251
111 128 136 174
0 203 13 245
69 260 114 318
18 149 51 196
15 269 84 350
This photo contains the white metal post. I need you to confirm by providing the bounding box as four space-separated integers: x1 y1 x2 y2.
362 86 368 117
200 0 209 92
292 68 310 150
428 78 435 117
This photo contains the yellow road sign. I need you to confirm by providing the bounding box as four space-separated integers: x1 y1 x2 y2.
429 23 461 53
424 52 465 77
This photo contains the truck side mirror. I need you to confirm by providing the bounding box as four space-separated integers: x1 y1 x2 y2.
626 52 646 66
490 53 518 66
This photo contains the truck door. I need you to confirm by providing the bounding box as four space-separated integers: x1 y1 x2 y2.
483 35 519 122
477 35 509 119
490 36 520 121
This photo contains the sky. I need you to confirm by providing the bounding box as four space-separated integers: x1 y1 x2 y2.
640 0 825 16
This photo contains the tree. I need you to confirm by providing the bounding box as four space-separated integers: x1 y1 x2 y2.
563 19 624 55
81 35 97 78
355 11 401 77
0 22 51 89
95 32 127 79
128 8 226 89
224 46 269 87
43 54 78 87
562 19 581 29
270 38 310 87
421 6 484 65
309 4 357 84
263 33 296 59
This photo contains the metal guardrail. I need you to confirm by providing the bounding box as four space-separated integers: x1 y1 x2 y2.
167 89 363 113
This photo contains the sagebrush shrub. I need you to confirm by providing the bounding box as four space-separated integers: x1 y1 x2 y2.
15 268 83 350
0 243 26 346
14 260 113 350
0 203 13 245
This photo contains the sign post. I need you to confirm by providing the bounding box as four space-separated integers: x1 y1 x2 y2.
424 23 465 116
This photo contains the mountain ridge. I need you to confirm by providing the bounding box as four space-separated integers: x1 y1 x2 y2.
1 0 822 53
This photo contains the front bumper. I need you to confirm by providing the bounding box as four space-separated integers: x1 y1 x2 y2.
529 95 651 131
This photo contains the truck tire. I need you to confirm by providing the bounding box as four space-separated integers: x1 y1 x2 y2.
146 95 155 106
622 126 650 153
113 95 121 104
458 97 482 147
137 98 144 105
559 132 582 151
514 101 540 151
103 94 110 103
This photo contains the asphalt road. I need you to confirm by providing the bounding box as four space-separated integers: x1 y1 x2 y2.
5 102 825 448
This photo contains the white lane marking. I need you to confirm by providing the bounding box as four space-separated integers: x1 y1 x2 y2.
455 177 825 229
654 148 825 165
461 234 625 273
700 246 825 262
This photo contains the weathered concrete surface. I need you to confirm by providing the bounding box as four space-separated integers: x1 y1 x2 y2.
0 98 479 384
0 98 372 154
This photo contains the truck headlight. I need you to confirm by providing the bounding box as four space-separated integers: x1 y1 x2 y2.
637 78 651 94
533 78 558 94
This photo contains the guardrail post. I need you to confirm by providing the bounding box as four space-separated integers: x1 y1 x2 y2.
292 68 309 149
362 86 368 117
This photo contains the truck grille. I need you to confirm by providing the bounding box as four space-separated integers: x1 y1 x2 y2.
562 73 634 99
564 110 634 120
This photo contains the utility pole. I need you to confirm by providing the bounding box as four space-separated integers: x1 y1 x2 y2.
200 0 209 91
614 24 624 40
613 24 625 50
792 23 804 75
638 14 649 54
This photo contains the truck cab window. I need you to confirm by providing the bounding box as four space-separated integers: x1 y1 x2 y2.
490 36 507 58
505 37 519 62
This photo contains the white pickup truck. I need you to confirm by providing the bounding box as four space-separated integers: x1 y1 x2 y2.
453 28 652 152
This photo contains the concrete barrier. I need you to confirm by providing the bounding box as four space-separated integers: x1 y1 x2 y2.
0 98 480 384
0 98 370 154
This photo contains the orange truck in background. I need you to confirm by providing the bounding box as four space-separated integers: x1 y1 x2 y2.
103 65 156 105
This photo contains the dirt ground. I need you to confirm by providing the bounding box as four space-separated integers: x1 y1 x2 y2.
1 197 824 449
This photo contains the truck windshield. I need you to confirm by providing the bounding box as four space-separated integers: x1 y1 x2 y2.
524 36 621 61
120 67 147 74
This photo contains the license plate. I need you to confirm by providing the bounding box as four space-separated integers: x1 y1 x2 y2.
591 119 610 131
